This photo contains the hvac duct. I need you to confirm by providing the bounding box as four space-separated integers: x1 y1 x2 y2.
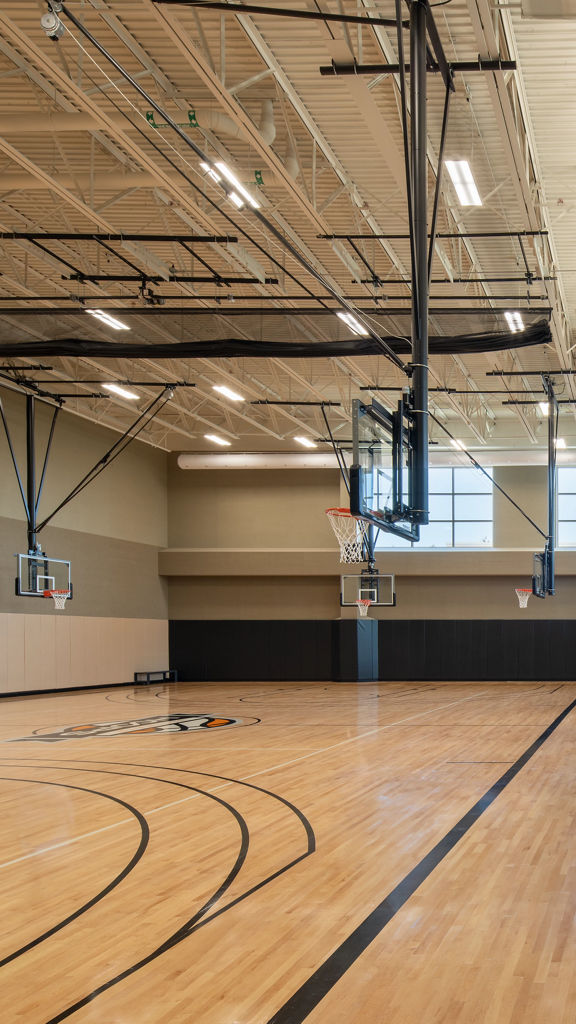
0 100 276 144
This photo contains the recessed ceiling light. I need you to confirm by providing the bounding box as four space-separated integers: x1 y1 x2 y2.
213 384 245 402
204 433 231 447
86 309 130 331
214 162 260 209
450 438 467 451
336 311 369 337
504 311 525 333
444 160 482 206
102 382 139 400
555 437 567 449
539 401 549 415
294 436 317 449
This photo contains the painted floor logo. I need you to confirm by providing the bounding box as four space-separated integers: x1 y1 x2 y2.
10 713 251 742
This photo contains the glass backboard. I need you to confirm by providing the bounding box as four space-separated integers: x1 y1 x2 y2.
350 398 419 541
341 573 396 606
15 553 72 598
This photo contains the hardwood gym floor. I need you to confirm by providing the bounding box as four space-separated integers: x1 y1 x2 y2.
1 681 575 1023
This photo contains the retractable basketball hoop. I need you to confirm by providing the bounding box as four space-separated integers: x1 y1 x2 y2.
44 589 71 610
515 588 532 609
326 507 368 563
355 598 372 617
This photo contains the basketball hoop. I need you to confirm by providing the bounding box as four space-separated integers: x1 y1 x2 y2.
44 589 70 610
515 588 532 609
326 507 367 563
355 598 372 617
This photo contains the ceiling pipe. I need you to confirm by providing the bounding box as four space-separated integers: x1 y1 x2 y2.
0 102 276 142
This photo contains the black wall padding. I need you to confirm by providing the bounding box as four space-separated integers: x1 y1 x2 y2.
170 619 576 682
170 620 335 681
0 319 550 359
378 620 576 681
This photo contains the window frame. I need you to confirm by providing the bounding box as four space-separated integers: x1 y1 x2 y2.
375 466 494 550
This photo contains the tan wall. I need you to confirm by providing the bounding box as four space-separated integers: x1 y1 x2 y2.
0 389 167 546
169 576 340 619
493 467 548 547
167 574 576 621
0 613 168 695
167 462 340 547
1 516 168 618
163 463 576 622
0 390 169 692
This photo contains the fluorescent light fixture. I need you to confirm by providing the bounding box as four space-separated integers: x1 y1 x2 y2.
539 401 549 415
294 436 317 449
336 311 369 337
504 311 525 333
199 161 222 184
86 309 129 331
214 162 260 209
204 433 231 447
444 160 482 206
450 438 467 451
103 382 139 400
228 191 244 209
213 384 244 402
555 437 567 449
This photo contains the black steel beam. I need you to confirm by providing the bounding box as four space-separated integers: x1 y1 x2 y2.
26 396 37 553
428 83 451 283
251 400 341 406
319 231 548 240
152 1 407 28
0 302 552 312
410 0 429 525
425 3 454 92
359 276 553 284
30 239 83 276
0 232 236 243
23 380 197 386
319 59 516 76
65 274 279 284
503 399 576 404
488 369 574 376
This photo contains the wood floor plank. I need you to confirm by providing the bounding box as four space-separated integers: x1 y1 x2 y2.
0 681 574 1022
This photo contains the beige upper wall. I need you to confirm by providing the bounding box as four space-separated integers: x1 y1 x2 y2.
165 463 555 554
493 467 548 548
1 515 168 618
167 461 340 548
0 389 168 547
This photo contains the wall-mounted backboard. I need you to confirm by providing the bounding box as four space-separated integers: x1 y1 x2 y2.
15 552 72 598
341 573 396 606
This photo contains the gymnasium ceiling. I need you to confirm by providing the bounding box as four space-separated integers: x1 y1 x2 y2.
0 0 575 455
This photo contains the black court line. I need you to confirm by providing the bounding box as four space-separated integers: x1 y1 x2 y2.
0 777 149 967
1 760 314 1024
266 693 576 1024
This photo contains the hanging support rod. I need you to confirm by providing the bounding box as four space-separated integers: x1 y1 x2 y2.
152 1 407 28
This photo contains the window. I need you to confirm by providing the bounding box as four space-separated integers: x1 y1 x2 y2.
557 468 576 547
376 466 493 549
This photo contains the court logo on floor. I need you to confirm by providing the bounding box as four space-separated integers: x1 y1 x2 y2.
9 713 251 742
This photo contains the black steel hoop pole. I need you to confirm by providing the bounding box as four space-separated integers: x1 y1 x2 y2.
411 0 429 526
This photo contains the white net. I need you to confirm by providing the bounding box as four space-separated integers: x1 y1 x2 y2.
326 508 367 563
515 588 532 609
356 599 372 617
45 590 70 610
